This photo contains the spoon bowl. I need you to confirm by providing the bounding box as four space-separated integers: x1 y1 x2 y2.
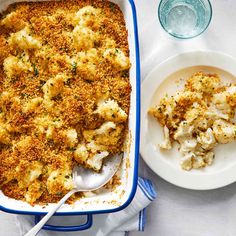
25 154 122 236
73 154 123 191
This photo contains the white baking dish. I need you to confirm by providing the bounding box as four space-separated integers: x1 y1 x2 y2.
0 0 140 231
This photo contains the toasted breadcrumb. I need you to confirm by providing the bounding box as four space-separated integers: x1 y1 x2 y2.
0 0 130 204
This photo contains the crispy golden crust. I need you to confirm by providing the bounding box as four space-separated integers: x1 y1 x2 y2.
0 0 130 204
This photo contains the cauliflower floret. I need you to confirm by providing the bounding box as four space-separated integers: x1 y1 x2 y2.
15 160 43 188
212 119 236 144
159 126 172 150
95 99 127 122
25 180 42 204
1 11 26 30
184 104 202 123
74 144 89 163
0 125 11 145
8 26 41 50
86 151 109 171
42 74 65 99
74 142 109 171
179 139 197 153
185 72 220 94
46 166 74 195
212 92 232 114
192 154 206 169
34 115 62 134
3 54 33 79
103 48 130 71
174 121 194 140
83 122 123 147
23 97 43 113
203 151 214 166
73 25 98 51
74 6 100 27
197 128 216 150
206 105 229 121
180 152 193 171
64 129 78 147
87 121 116 136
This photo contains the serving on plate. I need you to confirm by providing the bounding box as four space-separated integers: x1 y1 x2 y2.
0 0 140 232
141 51 236 190
149 71 236 171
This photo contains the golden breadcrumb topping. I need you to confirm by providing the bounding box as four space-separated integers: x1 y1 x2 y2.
0 0 131 204
149 72 236 171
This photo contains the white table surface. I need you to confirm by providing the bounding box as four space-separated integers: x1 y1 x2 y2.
1 0 236 235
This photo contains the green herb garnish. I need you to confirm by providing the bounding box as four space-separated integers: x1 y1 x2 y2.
67 147 76 152
109 2 115 12
33 64 39 76
72 62 77 75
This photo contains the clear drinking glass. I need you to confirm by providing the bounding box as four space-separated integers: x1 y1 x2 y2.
158 0 212 39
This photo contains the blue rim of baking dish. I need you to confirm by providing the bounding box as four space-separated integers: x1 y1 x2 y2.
0 0 140 231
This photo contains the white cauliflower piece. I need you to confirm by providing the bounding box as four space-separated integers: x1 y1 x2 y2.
3 54 33 79
180 152 193 171
174 121 194 140
95 121 116 135
65 129 78 147
192 155 205 169
25 180 42 204
73 25 98 51
23 97 43 113
203 151 214 166
103 48 130 71
179 139 197 153
197 128 216 150
42 74 65 99
74 6 100 27
46 167 74 195
95 99 127 122
74 142 109 171
159 126 172 150
74 144 89 163
212 119 236 144
206 105 229 121
8 26 41 50
86 151 109 171
212 92 231 114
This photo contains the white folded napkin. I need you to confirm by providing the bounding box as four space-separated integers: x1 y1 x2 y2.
15 177 157 236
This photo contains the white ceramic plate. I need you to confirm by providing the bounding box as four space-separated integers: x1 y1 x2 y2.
141 51 236 190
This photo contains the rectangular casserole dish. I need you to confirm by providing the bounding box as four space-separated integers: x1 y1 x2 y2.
0 0 140 231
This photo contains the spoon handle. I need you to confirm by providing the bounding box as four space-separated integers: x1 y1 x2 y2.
25 189 77 236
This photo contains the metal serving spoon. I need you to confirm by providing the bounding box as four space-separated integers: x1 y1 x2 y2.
25 154 122 236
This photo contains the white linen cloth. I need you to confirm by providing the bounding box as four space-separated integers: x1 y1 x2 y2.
130 0 236 236
15 178 156 236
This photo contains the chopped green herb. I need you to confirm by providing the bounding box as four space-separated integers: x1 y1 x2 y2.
33 64 39 76
56 192 63 196
20 93 29 98
53 118 60 122
67 147 76 152
64 78 72 86
74 95 80 100
109 2 115 12
39 80 46 86
72 62 77 75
